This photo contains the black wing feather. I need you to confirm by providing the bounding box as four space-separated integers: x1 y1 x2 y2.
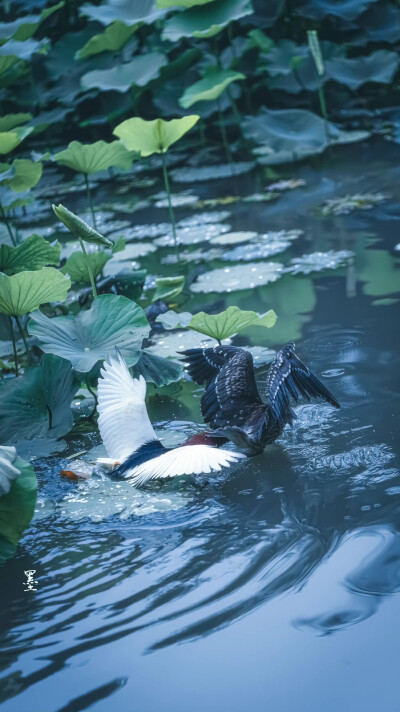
180 345 243 386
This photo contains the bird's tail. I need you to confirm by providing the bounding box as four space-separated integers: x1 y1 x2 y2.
266 343 340 426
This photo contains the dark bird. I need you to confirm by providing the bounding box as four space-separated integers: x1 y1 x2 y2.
181 343 340 456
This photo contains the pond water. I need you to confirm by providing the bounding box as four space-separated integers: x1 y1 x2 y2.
1 138 400 712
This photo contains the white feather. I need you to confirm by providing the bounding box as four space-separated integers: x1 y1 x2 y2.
123 444 245 486
97 352 158 462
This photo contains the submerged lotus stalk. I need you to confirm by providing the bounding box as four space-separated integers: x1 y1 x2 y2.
307 30 329 123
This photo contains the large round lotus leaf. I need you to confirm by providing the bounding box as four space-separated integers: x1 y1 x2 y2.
295 0 379 21
0 454 37 564
0 446 20 496
0 268 70 317
0 354 79 444
210 231 257 246
0 2 64 41
190 262 284 293
0 235 60 275
325 50 399 91
81 53 167 93
80 0 166 26
179 70 245 108
285 250 353 275
28 294 150 372
0 158 42 192
52 204 113 247
55 140 136 174
76 21 138 59
188 306 277 340
242 108 369 165
61 250 111 283
162 0 254 41
132 350 183 385
223 237 290 261
114 115 200 156
0 113 32 131
0 127 33 155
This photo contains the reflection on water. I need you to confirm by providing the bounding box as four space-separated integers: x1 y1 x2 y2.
0 141 400 711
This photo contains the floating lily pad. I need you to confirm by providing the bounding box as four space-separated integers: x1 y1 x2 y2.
76 21 138 59
155 310 193 330
28 294 150 372
80 0 166 26
320 193 388 216
243 108 369 165
154 222 230 247
55 140 136 174
0 268 70 317
147 329 230 359
162 0 253 41
171 161 255 182
210 231 258 246
267 179 306 191
223 237 291 261
114 115 200 155
0 354 79 444
0 453 37 564
326 50 399 90
285 250 354 275
81 53 167 93
190 262 284 293
188 306 277 340
179 69 245 108
103 243 156 276
154 192 199 208
0 235 60 275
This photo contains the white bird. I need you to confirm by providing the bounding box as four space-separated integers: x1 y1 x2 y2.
96 350 244 486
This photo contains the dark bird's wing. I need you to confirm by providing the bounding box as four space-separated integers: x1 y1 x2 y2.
181 346 264 432
265 342 341 425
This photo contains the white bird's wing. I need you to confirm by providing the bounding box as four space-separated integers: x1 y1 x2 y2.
97 352 158 462
124 444 245 486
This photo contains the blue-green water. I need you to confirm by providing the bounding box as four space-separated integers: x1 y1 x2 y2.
1 139 400 712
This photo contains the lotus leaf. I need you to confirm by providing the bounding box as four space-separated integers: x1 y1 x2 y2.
0 446 20 497
0 2 64 41
0 235 60 276
162 0 254 41
0 159 42 192
155 310 194 330
190 262 283 293
152 276 185 302
0 39 47 62
81 53 167 93
242 108 369 165
80 0 166 26
28 294 150 372
0 454 37 564
133 350 183 385
62 250 111 283
325 50 399 91
0 113 32 132
0 268 70 317
0 127 33 155
179 70 245 108
0 354 79 444
52 204 113 247
114 116 200 155
295 0 379 21
76 21 138 59
55 140 136 174
158 0 214 7
188 306 277 340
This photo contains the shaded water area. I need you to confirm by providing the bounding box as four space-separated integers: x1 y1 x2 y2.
1 138 400 712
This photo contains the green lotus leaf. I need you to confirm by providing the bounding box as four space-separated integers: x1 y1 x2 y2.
61 250 111 283
0 268 70 317
0 189 34 212
325 50 399 91
242 108 369 165
0 235 61 276
0 454 37 564
152 276 185 303
133 350 183 385
54 140 136 174
0 354 79 445
28 294 150 372
179 69 245 108
76 21 138 59
0 2 64 41
80 0 166 26
81 52 167 93
114 116 199 156
155 310 193 330
0 38 48 62
158 0 214 6
52 204 113 247
188 306 277 341
0 158 42 192
162 0 253 41
0 113 32 132
0 127 33 155
0 446 20 497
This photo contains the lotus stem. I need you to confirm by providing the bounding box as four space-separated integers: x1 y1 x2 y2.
85 376 98 419
84 173 97 229
15 316 31 363
217 101 233 164
8 317 18 376
161 151 180 262
79 237 98 299
0 201 16 246
318 86 328 121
